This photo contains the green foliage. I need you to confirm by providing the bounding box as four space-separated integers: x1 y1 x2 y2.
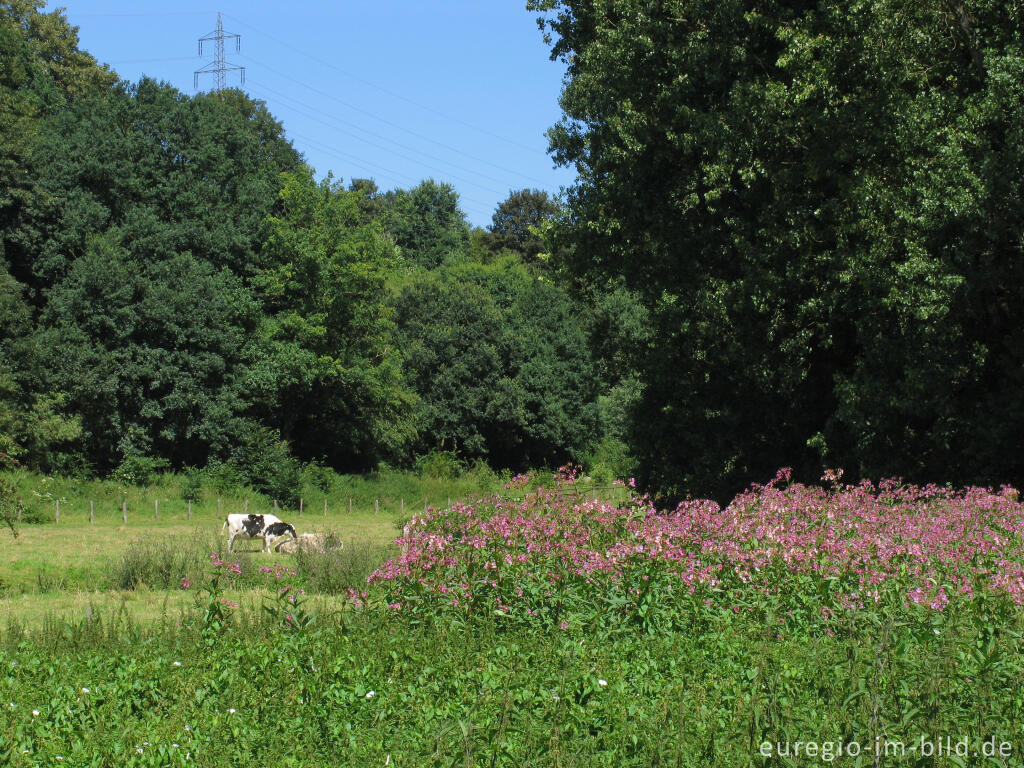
179 466 203 503
2 576 1024 766
226 422 300 508
0 6 600 487
487 187 560 262
252 168 417 470
394 257 598 468
382 178 471 268
413 449 463 480
531 0 1024 500
0 473 20 538
38 236 258 474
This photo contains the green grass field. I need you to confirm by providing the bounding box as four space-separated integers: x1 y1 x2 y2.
2 472 1024 766
0 467 505 629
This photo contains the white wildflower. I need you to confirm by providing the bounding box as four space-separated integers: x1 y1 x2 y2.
365 690 375 699
227 708 236 714
173 661 182 667
81 687 90 694
598 679 607 687
32 709 39 717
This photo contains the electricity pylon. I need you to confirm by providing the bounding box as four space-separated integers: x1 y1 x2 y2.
195 12 244 91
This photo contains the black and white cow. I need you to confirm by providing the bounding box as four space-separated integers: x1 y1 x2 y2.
222 513 266 552
222 512 295 552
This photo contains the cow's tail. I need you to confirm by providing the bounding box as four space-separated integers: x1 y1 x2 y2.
220 517 228 534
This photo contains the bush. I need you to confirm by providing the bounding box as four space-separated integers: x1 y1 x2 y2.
180 466 203 502
228 423 301 507
112 453 168 488
414 450 463 480
301 462 337 494
292 534 391 595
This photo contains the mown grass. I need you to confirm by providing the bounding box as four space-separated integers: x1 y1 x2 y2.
0 464 502 597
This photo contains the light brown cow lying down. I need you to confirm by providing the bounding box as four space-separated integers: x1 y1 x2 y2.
274 532 340 554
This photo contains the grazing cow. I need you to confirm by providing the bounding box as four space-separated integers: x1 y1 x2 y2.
222 513 266 552
262 521 297 552
275 532 338 554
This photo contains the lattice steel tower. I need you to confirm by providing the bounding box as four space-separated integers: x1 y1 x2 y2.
195 12 244 91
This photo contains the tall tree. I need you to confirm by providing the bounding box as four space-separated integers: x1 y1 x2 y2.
383 179 471 268
488 188 561 262
36 233 257 473
531 0 1024 500
394 258 597 468
0 1 115 277
11 78 302 295
252 169 417 469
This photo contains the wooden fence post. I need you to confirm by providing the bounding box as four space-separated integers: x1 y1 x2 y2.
299 498 303 517
401 498 405 515
244 498 248 515
90 500 94 525
273 499 278 513
217 497 221 518
323 499 328 517
154 499 159 520
55 499 59 524
375 499 379 515
349 497 352 515
122 500 127 524
187 501 192 521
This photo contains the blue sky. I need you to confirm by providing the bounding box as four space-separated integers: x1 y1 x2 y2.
62 1 575 228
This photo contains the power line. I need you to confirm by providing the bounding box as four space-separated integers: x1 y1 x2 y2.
246 79 524 195
223 13 543 154
237 53 553 189
108 56 198 64
282 129 496 221
256 97 502 222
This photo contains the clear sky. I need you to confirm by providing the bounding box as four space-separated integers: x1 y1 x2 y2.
60 1 576 229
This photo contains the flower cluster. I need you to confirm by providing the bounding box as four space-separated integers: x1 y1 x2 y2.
370 470 1024 619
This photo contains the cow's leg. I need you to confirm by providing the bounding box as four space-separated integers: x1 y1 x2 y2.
228 533 235 552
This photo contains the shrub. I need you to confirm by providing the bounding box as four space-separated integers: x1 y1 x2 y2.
414 450 463 480
180 466 203 502
228 423 301 507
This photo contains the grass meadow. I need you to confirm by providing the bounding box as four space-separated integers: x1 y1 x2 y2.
2 468 1023 766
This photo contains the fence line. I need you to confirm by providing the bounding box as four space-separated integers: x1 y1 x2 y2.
21 493 479 525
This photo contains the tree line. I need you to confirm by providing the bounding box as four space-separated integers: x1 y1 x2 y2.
10 0 1015 506
0 2 624 503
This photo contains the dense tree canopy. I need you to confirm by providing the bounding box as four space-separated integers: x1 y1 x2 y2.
531 0 1024 500
382 179 472 268
487 188 561 262
251 169 417 470
394 258 597 468
0 2 599 488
